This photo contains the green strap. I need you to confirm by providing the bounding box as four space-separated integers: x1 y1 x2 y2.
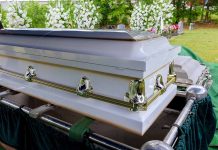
69 117 94 142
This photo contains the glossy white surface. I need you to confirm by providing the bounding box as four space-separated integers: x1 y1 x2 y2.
0 35 180 78
0 32 179 134
0 72 177 135
174 56 206 84
0 56 170 100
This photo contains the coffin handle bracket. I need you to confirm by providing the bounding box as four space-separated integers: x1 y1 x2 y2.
24 66 36 82
125 79 147 111
76 76 93 97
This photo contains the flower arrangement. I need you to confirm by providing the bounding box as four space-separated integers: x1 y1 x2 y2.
130 2 152 31
6 1 32 28
170 24 179 31
148 27 157 33
130 0 175 33
45 2 70 29
73 0 101 29
161 24 179 38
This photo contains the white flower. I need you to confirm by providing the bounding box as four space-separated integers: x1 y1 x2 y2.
130 0 175 33
45 3 70 29
26 24 30 28
18 10 23 14
6 1 32 28
21 13 26 18
73 0 101 29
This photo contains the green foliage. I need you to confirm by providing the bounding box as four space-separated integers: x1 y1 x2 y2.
94 0 133 26
1 0 216 29
25 1 47 28
93 0 109 26
62 1 74 27
173 0 186 22
138 0 154 5
0 5 8 27
207 0 218 18
173 0 218 23
173 0 201 23
107 0 133 25
191 6 202 21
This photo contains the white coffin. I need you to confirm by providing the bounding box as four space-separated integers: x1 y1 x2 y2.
174 56 206 85
0 29 179 135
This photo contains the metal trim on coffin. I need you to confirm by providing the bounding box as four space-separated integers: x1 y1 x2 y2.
0 73 177 135
0 67 176 111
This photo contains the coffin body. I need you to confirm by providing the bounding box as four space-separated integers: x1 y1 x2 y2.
0 29 179 135
0 29 179 101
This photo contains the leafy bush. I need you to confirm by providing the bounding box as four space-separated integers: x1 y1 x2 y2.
1 0 202 30
107 0 133 25
25 1 47 28
0 5 8 27
94 0 133 26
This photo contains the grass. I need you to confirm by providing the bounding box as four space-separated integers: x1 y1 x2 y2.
170 27 218 63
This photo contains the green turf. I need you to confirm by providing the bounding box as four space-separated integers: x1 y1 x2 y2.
170 28 218 63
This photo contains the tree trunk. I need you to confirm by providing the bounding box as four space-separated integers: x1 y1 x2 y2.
176 0 183 22
182 1 186 20
205 5 210 22
188 4 193 23
172 0 176 5
201 4 205 21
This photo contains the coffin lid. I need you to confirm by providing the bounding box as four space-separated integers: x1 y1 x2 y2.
0 28 179 78
0 28 159 41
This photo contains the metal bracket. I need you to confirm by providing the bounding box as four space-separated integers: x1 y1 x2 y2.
0 90 16 100
24 66 36 82
155 74 166 94
169 62 175 75
196 68 213 89
29 104 54 118
168 62 177 83
125 79 147 111
141 140 173 150
177 67 212 96
76 76 93 96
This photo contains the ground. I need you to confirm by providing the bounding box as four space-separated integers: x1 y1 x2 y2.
170 23 218 63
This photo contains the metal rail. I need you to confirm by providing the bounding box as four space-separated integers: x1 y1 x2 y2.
0 85 206 150
163 99 194 146
0 67 176 111
141 85 208 150
0 94 137 150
